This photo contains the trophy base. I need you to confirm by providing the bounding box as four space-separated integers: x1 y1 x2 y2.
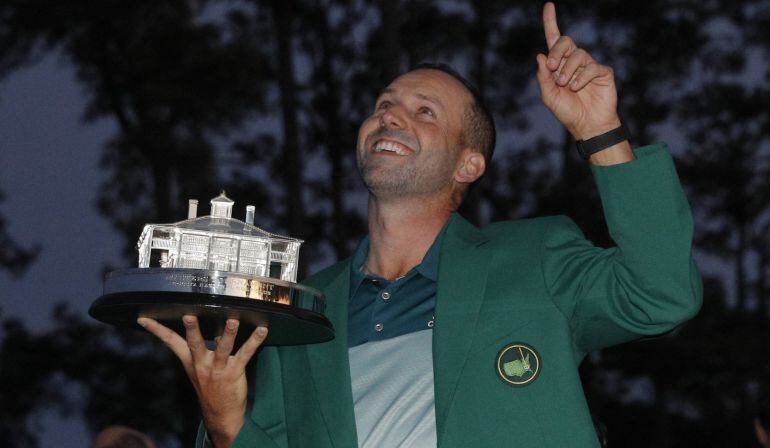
89 268 334 347
90 291 334 346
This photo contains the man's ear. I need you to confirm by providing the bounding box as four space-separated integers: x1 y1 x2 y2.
454 150 486 184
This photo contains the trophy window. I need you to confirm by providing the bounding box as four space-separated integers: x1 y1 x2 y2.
269 261 282 279
148 249 173 268
209 237 237 271
237 240 268 276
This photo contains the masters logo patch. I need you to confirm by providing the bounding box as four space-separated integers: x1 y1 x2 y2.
496 342 540 387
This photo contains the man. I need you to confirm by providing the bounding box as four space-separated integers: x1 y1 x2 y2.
139 3 702 447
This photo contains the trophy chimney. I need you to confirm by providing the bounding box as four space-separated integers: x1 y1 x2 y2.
187 199 198 219
245 205 255 225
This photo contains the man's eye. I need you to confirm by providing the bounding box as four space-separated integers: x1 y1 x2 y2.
376 101 391 110
419 106 435 117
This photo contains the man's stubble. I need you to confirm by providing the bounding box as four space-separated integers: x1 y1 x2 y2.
356 144 459 201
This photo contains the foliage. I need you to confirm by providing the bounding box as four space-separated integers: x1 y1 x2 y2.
0 306 198 447
0 189 39 278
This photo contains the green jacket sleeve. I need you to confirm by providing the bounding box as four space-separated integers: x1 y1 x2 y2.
195 347 287 448
541 143 702 354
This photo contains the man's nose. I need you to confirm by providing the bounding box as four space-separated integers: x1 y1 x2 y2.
380 106 406 129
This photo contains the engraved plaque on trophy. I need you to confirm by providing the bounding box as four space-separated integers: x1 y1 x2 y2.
89 192 333 346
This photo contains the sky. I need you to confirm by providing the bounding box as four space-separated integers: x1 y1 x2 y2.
0 54 122 328
0 53 122 447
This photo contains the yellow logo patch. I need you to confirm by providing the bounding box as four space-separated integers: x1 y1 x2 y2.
496 342 540 387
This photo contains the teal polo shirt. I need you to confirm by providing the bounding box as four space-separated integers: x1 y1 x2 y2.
348 226 447 447
347 227 446 347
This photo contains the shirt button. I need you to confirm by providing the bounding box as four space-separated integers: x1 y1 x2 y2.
381 291 390 301
374 323 384 332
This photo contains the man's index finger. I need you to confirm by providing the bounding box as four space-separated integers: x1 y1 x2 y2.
543 2 561 50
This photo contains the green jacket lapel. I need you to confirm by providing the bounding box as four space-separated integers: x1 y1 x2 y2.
433 214 491 440
304 261 358 447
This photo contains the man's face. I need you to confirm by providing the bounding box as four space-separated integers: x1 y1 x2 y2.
356 69 473 199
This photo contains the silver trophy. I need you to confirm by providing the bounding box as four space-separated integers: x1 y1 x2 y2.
89 192 333 346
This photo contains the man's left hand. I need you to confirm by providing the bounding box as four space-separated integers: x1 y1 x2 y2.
536 2 621 141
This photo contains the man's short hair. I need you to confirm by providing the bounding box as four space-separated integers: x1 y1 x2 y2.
409 62 496 165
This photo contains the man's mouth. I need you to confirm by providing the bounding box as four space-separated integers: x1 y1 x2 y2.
372 139 413 155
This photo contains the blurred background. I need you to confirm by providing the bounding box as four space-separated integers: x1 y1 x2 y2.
1 0 769 446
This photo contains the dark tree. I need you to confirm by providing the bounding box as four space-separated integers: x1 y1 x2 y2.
0 189 39 279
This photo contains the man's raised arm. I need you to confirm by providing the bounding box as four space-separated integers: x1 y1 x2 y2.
533 2 702 352
536 2 634 166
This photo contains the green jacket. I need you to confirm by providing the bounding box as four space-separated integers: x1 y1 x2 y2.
198 144 702 447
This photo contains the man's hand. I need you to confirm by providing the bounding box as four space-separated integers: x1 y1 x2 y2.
536 2 621 142
138 315 268 448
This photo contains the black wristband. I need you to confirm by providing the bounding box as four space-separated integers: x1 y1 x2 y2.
575 123 630 159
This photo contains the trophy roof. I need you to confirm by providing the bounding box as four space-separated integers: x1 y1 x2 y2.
136 216 302 248
135 191 302 251
171 216 300 241
210 191 234 204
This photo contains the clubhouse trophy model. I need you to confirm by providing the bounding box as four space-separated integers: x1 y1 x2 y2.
89 192 333 346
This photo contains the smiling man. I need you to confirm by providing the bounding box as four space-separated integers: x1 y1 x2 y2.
356 67 490 214
140 3 702 447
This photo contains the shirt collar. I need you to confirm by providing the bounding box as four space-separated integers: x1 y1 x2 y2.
350 234 371 286
414 224 445 281
350 219 448 285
